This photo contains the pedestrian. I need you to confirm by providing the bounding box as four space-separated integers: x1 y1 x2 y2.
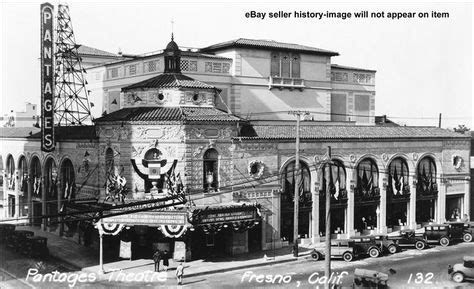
163 250 170 271
153 249 161 272
176 261 184 285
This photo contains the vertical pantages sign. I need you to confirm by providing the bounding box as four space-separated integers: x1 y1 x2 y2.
41 3 55 152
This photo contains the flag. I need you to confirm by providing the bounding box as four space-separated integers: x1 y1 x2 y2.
393 166 400 193
334 178 340 200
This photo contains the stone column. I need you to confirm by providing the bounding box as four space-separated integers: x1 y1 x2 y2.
347 178 356 237
2 171 7 218
261 211 267 250
408 174 417 229
437 177 447 223
27 174 33 226
42 176 47 231
57 179 63 236
464 177 470 219
311 182 320 243
272 189 282 248
14 170 20 218
379 177 387 234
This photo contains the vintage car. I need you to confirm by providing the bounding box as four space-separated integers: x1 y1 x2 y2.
350 236 384 258
444 221 473 243
353 268 389 288
8 230 34 251
423 223 466 247
387 229 429 250
22 236 49 258
0 224 15 243
372 235 400 254
311 239 364 262
448 256 474 283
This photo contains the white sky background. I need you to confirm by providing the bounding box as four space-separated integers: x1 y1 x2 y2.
1 1 472 129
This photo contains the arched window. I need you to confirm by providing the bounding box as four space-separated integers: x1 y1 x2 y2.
105 148 115 176
203 149 218 192
282 160 311 206
6 155 15 190
320 160 347 200
144 148 163 192
417 157 437 196
30 156 42 197
145 148 162 161
18 156 27 193
61 159 75 200
388 158 409 195
356 158 379 198
44 158 58 198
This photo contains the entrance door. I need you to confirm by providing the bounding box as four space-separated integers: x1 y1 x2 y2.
248 223 262 252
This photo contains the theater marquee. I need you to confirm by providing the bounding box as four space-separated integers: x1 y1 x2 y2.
41 2 55 152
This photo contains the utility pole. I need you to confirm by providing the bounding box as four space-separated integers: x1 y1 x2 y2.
324 146 332 289
289 110 308 258
438 113 442 128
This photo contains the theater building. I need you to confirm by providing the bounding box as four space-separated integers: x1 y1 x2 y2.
0 36 470 258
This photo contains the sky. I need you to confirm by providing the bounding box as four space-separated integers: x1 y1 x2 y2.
1 1 472 129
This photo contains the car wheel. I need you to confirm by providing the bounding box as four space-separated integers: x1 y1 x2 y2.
311 252 321 261
452 272 464 283
369 248 380 258
415 241 426 250
343 252 354 262
439 237 450 247
462 233 472 243
388 245 398 254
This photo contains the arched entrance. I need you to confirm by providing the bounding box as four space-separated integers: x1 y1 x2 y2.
280 160 311 243
30 156 42 226
319 160 348 236
6 155 15 217
386 157 410 230
60 159 75 201
354 158 380 235
416 156 437 225
18 156 28 217
44 158 58 228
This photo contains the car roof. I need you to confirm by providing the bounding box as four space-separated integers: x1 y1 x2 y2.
464 256 474 262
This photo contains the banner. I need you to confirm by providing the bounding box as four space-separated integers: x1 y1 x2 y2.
119 241 131 259
40 2 55 152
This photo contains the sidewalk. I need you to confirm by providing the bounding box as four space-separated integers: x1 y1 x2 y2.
16 226 314 279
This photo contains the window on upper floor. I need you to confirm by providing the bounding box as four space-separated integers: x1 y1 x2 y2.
125 64 137 76
144 60 159 73
180 59 198 72
203 149 219 192
108 67 119 79
270 52 300 78
204 62 230 74
331 72 348 82
353 73 373 84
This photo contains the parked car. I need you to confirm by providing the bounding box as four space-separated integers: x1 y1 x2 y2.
388 229 429 250
350 236 384 258
22 236 49 258
8 230 34 252
372 235 400 254
0 224 15 243
444 221 473 243
423 223 466 247
311 239 364 262
448 256 474 283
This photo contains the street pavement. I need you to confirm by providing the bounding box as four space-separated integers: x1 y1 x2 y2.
1 239 473 288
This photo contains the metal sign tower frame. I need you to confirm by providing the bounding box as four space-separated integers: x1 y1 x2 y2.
54 3 92 126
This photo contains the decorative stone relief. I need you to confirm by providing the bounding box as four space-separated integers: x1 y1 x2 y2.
131 145 145 158
381 153 389 162
192 146 205 157
412 153 419 161
313 155 321 165
452 155 464 171
349 154 357 163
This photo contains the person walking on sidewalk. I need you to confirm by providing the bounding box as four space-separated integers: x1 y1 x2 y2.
153 249 161 272
163 250 170 271
176 261 184 285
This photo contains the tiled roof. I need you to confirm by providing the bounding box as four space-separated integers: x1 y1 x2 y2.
331 64 376 73
94 107 242 123
0 126 97 140
201 38 339 56
77 44 122 58
123 73 217 90
239 124 468 140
